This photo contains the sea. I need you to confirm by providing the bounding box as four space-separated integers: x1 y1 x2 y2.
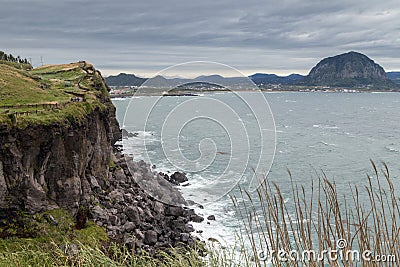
112 91 400 256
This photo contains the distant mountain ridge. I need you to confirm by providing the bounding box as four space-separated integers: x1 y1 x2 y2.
106 72 306 87
249 73 305 85
387 72 400 84
105 73 146 86
105 52 399 89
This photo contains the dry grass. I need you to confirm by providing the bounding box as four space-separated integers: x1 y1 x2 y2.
232 161 399 266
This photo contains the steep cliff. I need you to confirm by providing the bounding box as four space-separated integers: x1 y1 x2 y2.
305 51 396 88
0 61 199 251
0 61 121 213
0 106 120 213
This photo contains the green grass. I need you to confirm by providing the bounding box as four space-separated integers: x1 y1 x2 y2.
0 208 206 267
0 62 110 128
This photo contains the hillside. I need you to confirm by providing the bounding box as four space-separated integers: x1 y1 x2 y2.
105 73 146 86
0 61 110 127
0 57 199 261
304 51 395 88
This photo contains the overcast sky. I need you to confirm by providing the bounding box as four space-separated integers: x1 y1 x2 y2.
1 0 399 77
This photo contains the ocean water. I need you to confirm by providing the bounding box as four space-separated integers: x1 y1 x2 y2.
112 92 400 248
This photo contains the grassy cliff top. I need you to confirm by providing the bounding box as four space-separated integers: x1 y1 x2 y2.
0 61 110 128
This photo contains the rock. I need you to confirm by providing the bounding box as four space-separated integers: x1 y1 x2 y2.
124 237 136 250
180 233 190 242
144 230 158 245
153 202 164 215
305 51 395 88
122 129 136 138
109 215 119 226
110 190 124 203
0 64 200 256
165 206 184 217
185 224 195 232
88 175 101 190
43 214 58 226
125 206 141 225
123 222 136 232
190 214 204 223
207 215 216 221
170 172 188 184
59 244 79 257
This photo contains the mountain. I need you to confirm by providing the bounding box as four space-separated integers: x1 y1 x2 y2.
304 51 395 88
387 72 400 84
105 73 146 86
249 73 305 85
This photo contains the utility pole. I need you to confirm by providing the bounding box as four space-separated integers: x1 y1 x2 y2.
40 56 43 66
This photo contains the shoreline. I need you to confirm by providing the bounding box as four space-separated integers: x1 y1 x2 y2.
110 89 400 98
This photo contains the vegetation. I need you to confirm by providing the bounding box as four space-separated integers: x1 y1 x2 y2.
233 161 399 266
2 163 397 266
0 60 110 128
0 209 205 267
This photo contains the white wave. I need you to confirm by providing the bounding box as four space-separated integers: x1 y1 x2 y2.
385 146 399 153
320 141 337 147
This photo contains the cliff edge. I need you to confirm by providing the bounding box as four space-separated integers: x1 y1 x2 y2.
0 61 199 252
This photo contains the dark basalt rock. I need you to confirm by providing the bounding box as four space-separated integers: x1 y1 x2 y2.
0 98 200 254
160 171 188 185
207 215 216 221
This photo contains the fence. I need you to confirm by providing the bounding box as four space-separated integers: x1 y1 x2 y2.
0 101 72 116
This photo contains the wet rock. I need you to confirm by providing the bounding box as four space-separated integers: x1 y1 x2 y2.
185 224 195 232
170 172 188 184
190 214 204 223
207 215 216 221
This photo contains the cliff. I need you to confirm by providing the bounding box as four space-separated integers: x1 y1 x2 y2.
0 61 199 252
305 51 396 88
0 107 120 213
0 61 120 213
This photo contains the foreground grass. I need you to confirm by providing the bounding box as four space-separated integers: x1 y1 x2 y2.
1 162 398 266
0 209 205 267
233 161 400 266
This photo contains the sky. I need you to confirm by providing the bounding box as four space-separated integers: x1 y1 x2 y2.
1 0 399 78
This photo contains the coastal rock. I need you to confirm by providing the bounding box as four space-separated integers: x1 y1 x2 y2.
170 172 188 184
0 62 200 254
207 215 216 221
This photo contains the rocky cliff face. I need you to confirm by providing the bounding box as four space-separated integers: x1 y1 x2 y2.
0 61 200 251
0 105 121 213
305 51 395 88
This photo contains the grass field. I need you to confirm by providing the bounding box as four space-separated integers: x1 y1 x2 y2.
0 61 109 128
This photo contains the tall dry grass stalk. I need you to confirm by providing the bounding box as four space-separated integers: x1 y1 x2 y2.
232 161 399 266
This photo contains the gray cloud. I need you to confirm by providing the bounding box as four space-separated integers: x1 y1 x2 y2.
1 0 399 77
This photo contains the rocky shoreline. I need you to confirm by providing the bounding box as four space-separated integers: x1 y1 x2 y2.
87 149 203 254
